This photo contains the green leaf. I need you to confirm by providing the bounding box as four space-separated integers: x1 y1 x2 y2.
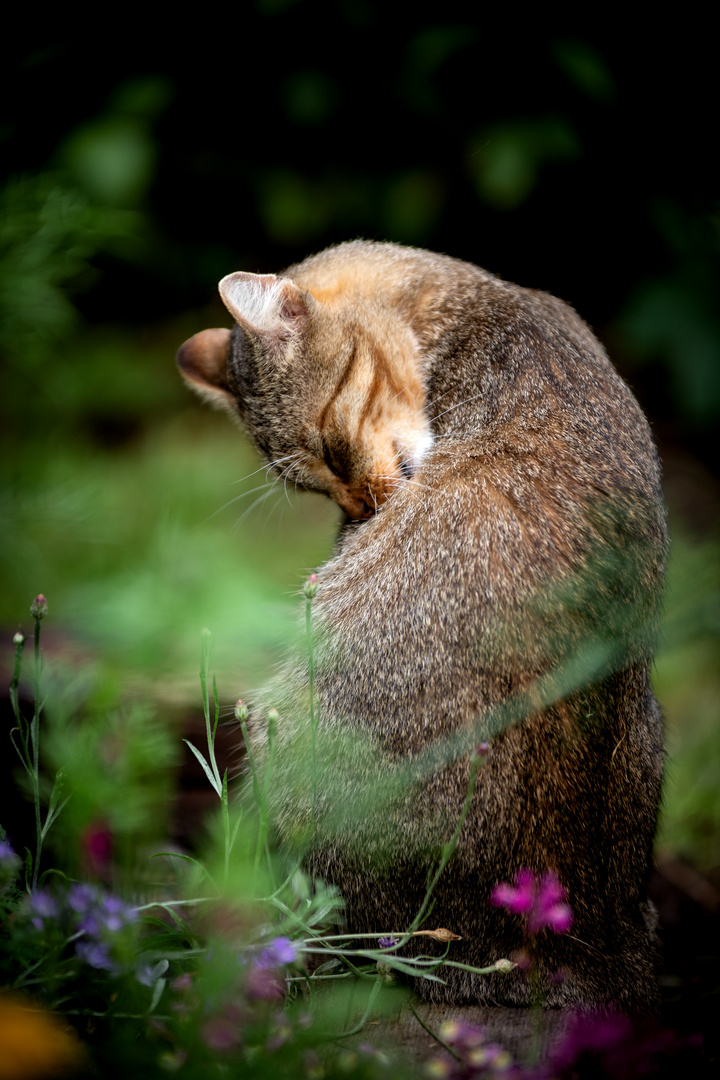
183 740 221 797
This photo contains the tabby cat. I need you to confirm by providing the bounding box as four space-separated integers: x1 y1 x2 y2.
177 240 666 1013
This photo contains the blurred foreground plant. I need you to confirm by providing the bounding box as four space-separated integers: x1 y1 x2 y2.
0 594 510 1078
0 591 704 1078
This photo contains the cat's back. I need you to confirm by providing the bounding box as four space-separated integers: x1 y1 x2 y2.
286 254 662 776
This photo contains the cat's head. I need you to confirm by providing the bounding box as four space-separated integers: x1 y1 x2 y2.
178 269 432 520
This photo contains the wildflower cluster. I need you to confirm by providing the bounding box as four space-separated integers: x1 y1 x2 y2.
25 883 141 979
490 869 573 936
154 935 307 1066
427 1021 520 1079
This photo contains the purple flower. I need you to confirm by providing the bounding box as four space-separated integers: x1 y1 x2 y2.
99 894 137 932
68 883 98 913
257 936 297 967
245 937 297 1003
29 890 59 930
378 935 398 950
71 886 137 973
76 939 116 972
491 869 573 935
0 839 18 863
0 839 20 889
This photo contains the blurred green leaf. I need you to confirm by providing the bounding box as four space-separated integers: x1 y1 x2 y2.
552 39 616 102
0 173 144 364
467 116 580 209
282 70 338 126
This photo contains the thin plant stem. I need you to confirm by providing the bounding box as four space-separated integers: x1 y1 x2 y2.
408 752 483 933
330 976 383 1041
305 593 318 822
409 1002 462 1062
9 634 25 727
254 710 277 877
30 616 42 890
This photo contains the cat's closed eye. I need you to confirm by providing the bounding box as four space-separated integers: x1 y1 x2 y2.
320 437 351 483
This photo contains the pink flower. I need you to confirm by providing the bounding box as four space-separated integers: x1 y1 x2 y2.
303 573 318 599
30 594 48 619
81 822 113 876
245 964 285 1002
491 868 573 935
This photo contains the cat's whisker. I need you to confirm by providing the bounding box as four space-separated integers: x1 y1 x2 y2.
424 384 457 411
369 472 438 495
234 484 283 528
232 454 299 486
388 381 413 405
257 486 288 539
429 391 486 424
275 461 300 505
204 481 274 521
270 453 303 480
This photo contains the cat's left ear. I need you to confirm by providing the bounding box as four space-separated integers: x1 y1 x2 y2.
218 272 313 349
176 328 234 410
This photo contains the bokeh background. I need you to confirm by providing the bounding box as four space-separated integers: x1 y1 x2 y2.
2 8 718 892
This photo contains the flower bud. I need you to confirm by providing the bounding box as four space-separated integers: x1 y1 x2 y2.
30 594 48 620
234 699 248 723
303 573 318 599
13 632 24 646
494 958 516 973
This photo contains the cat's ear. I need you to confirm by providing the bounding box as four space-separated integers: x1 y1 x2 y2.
218 272 312 348
176 328 234 410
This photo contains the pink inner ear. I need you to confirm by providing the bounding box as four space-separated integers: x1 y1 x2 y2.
278 285 307 324
218 271 310 344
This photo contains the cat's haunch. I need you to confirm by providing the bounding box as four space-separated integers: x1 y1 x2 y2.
178 240 666 1013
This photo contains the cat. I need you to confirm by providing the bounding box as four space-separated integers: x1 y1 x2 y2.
177 240 667 1013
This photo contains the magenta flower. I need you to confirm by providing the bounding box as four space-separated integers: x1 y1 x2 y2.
80 821 113 875
491 868 573 935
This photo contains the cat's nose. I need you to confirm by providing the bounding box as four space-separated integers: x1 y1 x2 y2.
335 489 376 520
